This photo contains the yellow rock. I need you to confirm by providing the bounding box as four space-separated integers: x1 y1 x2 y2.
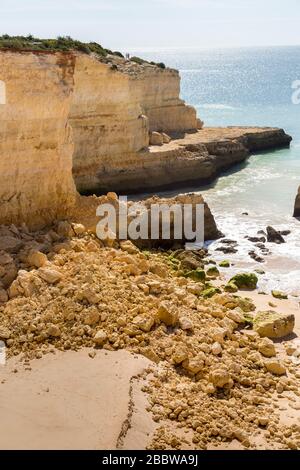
157 301 178 326
27 250 47 268
264 360 286 376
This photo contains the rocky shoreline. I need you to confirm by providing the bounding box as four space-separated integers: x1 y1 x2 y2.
86 127 292 194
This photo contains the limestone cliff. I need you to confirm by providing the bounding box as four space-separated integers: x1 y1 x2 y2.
128 66 197 133
0 49 292 227
0 49 198 223
94 127 292 193
70 55 149 193
0 50 76 227
70 54 197 193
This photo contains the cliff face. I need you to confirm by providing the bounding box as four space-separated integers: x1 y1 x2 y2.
129 67 197 133
70 55 197 193
0 51 76 227
70 55 149 193
0 50 198 222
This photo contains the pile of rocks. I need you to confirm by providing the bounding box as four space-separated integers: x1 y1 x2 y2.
0 219 299 450
149 131 171 146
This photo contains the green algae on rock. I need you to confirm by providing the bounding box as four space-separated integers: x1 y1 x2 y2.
229 272 258 290
219 260 230 268
272 290 288 300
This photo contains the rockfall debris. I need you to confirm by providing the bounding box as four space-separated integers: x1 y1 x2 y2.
0 217 300 450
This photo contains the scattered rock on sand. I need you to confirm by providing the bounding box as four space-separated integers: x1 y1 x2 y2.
219 260 230 268
253 310 295 338
93 330 108 346
264 360 286 376
258 338 276 357
272 290 288 300
229 272 258 290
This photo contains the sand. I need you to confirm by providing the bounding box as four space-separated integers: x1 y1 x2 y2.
0 349 153 450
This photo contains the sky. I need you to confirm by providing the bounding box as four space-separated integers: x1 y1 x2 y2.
1 0 300 50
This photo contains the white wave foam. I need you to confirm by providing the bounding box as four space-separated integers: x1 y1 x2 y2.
202 104 237 110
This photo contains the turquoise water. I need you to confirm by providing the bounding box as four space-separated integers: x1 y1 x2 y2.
133 47 300 294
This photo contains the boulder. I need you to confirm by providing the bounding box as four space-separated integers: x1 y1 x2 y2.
272 290 288 300
206 266 220 278
229 272 258 290
120 240 139 254
8 270 39 298
172 345 189 365
161 132 171 143
38 267 62 284
258 338 276 357
211 342 222 355
219 260 230 268
266 226 285 244
0 236 22 253
0 326 11 340
0 288 8 303
157 301 178 327
0 257 17 288
178 251 204 271
264 360 286 376
183 352 206 374
84 310 100 326
293 186 300 218
179 316 194 330
185 268 206 282
224 282 238 293
132 314 155 332
27 250 48 268
46 324 61 338
56 221 73 238
134 193 221 248
253 310 295 338
209 368 231 388
93 330 108 346
149 131 164 146
72 223 86 235
202 287 221 298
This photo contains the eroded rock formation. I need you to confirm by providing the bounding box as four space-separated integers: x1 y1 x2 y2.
293 186 300 218
0 51 76 227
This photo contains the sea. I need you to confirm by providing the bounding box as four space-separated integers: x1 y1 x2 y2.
130 46 300 296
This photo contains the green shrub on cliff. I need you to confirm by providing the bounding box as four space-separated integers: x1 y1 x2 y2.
130 56 145 65
0 35 165 69
0 35 107 56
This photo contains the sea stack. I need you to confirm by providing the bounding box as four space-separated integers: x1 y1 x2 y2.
293 186 300 218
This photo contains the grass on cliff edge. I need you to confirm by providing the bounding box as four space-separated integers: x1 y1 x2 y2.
0 35 166 68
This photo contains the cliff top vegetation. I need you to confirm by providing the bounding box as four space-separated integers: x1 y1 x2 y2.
0 35 165 68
